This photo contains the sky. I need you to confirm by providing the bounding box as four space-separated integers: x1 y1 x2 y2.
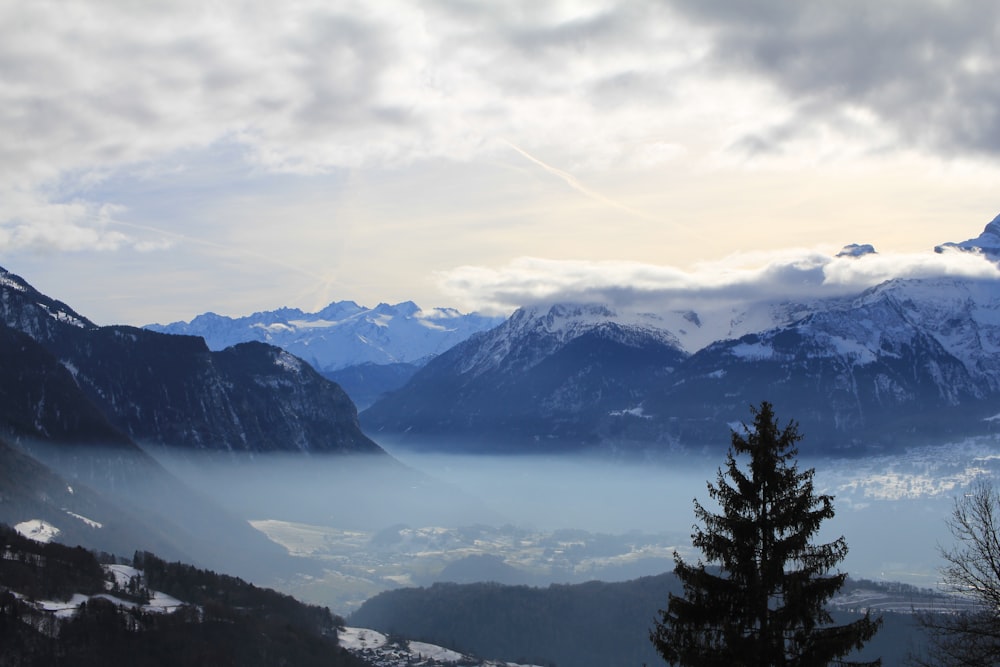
3 0 1000 326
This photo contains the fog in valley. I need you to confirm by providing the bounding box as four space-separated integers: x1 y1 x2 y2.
137 435 1000 615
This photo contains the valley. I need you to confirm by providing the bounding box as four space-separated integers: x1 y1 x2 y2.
142 435 1000 615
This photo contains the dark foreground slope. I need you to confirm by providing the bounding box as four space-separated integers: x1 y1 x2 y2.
0 524 366 667
0 265 385 455
350 575 927 667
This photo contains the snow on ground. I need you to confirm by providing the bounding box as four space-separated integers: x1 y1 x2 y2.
408 640 466 663
28 564 186 622
15 520 60 543
144 591 185 613
38 594 91 619
101 564 184 613
105 564 142 589
339 627 389 650
340 627 546 667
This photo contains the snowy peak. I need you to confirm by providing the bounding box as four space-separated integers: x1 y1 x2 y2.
146 300 504 371
457 302 683 378
510 303 680 345
848 276 1000 390
935 213 1000 256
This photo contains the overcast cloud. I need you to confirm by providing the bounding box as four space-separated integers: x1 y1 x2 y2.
670 0 1000 158
2 1 1000 323
439 244 1000 315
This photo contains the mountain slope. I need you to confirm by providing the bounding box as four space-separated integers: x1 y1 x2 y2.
348 575 913 667
0 323 133 448
362 304 689 452
364 220 1000 456
642 286 991 454
0 265 384 455
0 438 191 561
0 526 366 667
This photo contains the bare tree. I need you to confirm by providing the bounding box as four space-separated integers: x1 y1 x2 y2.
913 481 1000 666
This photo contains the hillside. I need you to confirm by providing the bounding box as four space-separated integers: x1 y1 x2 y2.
0 523 366 667
349 575 938 667
0 265 386 455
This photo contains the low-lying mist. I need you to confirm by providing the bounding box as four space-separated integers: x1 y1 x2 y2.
140 437 998 607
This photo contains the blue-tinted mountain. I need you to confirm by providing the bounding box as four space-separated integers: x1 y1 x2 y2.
362 304 689 452
146 300 504 371
364 220 1000 456
0 266 384 455
147 300 502 410
640 278 997 454
321 361 421 410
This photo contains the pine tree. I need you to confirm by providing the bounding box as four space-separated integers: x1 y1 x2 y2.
650 401 881 666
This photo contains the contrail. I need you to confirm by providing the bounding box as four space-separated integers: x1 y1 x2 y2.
502 139 706 240
106 219 333 285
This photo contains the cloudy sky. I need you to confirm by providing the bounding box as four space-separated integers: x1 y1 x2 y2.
3 0 1000 325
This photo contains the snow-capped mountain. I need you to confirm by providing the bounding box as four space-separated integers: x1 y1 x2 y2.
935 212 1000 256
364 218 1000 456
147 300 504 372
362 303 689 451
639 282 992 453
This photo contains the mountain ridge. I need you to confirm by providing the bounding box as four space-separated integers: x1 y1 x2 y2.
363 217 1000 455
146 299 504 372
0 265 385 456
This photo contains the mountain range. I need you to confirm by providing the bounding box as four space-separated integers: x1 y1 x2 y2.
362 216 1000 456
0 267 384 456
146 301 503 408
0 264 399 580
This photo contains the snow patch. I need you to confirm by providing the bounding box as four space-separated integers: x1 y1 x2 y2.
274 351 304 373
287 319 340 330
60 359 80 380
105 564 142 589
38 593 90 618
731 341 774 359
15 520 60 543
36 302 87 328
409 640 466 663
0 273 27 292
64 511 102 529
254 322 295 334
609 406 651 419
339 627 389 650
821 334 877 364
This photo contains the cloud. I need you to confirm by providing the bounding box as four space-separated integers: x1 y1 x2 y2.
0 0 702 250
438 246 1000 315
0 190 132 253
667 0 1000 159
4 0 998 181
4 0 1000 256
